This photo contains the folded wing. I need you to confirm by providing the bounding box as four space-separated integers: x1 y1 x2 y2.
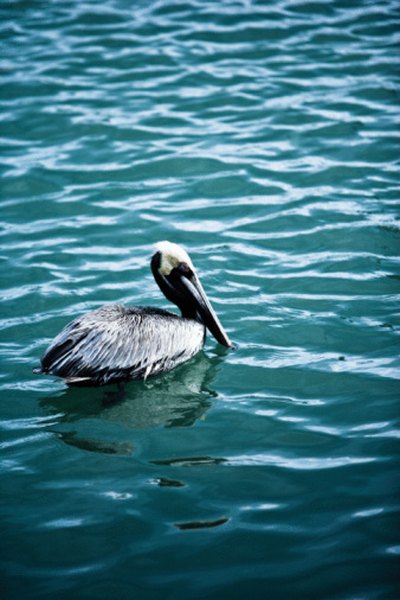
40 305 205 386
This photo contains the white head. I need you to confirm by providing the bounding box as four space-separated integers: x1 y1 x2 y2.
155 241 194 276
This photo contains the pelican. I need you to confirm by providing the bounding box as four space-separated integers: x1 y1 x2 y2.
35 241 232 387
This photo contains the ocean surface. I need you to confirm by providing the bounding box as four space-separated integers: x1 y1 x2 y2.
1 0 399 598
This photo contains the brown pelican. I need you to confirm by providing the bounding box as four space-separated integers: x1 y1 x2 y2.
35 241 232 387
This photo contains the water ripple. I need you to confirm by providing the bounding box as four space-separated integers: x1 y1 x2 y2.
1 0 399 597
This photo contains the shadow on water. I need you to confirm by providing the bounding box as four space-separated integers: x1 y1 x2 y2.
39 351 224 455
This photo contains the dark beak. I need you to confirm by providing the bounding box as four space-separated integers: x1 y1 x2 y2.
179 272 232 348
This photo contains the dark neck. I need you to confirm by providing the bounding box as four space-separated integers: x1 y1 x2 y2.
151 253 200 320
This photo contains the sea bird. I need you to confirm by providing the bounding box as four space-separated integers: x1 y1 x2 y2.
35 241 232 387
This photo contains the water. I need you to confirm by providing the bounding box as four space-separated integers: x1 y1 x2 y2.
1 0 399 598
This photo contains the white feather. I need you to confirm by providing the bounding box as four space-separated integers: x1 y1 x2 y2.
155 241 194 276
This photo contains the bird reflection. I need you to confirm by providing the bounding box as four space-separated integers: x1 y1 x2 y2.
39 351 224 454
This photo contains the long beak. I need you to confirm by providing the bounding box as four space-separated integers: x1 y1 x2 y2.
180 273 232 348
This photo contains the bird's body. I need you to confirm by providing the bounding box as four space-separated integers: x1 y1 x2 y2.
41 305 205 386
36 241 231 387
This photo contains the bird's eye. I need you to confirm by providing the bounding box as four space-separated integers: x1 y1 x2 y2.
176 262 193 277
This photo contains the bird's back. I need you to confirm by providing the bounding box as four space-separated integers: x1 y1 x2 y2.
39 304 205 386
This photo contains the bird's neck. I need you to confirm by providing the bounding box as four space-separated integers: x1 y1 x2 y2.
151 255 200 321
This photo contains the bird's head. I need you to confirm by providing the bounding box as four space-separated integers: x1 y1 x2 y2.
151 241 232 348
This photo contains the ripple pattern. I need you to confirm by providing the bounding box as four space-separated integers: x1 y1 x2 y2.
1 0 399 598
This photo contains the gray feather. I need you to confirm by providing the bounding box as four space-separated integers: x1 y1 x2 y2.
40 305 205 386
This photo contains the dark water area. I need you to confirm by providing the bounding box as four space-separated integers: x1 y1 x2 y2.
1 0 399 598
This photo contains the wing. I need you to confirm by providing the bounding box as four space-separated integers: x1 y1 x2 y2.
40 304 205 385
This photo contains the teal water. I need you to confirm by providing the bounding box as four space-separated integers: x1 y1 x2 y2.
1 0 399 598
